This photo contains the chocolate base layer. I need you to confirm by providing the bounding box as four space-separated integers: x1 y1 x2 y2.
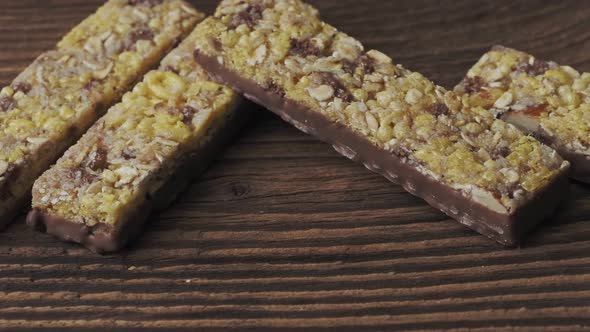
195 51 569 246
27 98 247 254
554 147 590 185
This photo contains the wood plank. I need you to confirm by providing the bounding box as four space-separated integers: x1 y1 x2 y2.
0 0 589 330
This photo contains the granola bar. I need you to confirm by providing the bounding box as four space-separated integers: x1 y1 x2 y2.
192 0 570 246
455 46 590 183
27 29 244 253
0 0 202 229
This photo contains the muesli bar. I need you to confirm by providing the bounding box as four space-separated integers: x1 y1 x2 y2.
0 0 201 228
27 30 244 253
455 46 590 183
192 0 570 245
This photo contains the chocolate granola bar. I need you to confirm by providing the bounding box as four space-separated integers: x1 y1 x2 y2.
27 29 244 253
192 0 570 246
455 46 590 183
0 0 201 229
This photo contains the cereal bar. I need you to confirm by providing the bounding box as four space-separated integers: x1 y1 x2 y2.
192 0 570 245
27 29 244 253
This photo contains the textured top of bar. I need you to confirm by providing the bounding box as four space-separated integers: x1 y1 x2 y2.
455 45 590 158
32 29 238 227
58 0 202 58
193 0 567 214
0 50 94 165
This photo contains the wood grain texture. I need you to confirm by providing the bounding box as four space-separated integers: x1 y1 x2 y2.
1 0 590 331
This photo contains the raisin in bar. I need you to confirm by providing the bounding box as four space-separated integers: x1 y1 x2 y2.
27 29 244 253
455 46 590 183
0 0 201 229
192 0 570 246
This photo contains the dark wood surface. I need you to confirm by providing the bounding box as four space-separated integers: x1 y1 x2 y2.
1 0 590 330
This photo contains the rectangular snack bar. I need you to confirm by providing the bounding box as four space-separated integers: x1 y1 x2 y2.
192 0 570 246
27 29 244 253
455 46 590 183
0 0 202 228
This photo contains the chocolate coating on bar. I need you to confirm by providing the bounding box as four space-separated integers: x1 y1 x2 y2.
557 148 590 184
195 51 569 246
27 106 246 254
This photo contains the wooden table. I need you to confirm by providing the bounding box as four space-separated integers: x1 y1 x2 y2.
1 0 590 330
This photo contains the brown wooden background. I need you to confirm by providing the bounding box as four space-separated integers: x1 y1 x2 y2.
1 0 590 331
